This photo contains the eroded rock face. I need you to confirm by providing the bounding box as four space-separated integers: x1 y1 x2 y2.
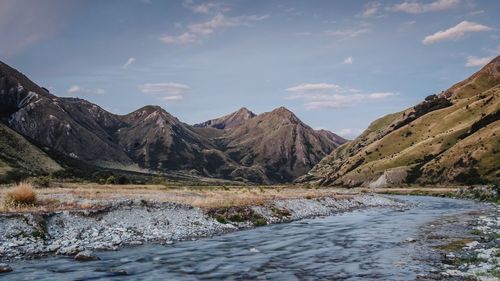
302 55 500 187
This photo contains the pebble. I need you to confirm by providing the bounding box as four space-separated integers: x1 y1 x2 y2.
0 263 12 273
74 250 100 262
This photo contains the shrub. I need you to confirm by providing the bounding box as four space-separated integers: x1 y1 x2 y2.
216 215 227 224
253 218 267 226
4 182 37 208
105 176 117 185
32 176 51 188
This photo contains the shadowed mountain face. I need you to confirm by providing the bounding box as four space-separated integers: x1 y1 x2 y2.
300 56 500 187
0 61 344 183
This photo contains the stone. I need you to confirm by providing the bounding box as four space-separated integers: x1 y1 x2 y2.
109 268 128 275
0 263 12 273
405 237 417 243
74 250 100 262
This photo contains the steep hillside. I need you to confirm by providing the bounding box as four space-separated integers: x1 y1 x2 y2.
219 107 347 182
117 106 241 178
300 56 500 187
0 123 62 180
0 62 136 169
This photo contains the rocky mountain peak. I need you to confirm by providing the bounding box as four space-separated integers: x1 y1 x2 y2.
194 107 256 129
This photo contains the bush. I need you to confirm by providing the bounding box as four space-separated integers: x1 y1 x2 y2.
4 182 37 208
105 176 117 185
32 176 51 188
253 218 267 226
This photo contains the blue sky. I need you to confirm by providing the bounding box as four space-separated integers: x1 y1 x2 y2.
1 0 499 138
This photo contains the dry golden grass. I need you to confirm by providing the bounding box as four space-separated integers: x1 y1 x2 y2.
3 181 37 208
0 183 355 212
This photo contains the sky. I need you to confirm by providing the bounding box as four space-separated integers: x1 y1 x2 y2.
0 0 499 139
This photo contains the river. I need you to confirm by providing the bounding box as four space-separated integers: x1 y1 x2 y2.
6 196 486 280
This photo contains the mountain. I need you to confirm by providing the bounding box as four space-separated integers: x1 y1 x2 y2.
1 60 345 184
218 107 347 182
299 56 500 187
194 107 256 129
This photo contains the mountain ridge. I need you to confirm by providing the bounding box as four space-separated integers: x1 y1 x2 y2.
0 60 344 184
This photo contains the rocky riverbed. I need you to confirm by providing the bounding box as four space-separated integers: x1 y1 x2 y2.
413 201 499 281
0 194 404 263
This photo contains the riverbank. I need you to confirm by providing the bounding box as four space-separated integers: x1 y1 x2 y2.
412 200 499 281
0 192 405 262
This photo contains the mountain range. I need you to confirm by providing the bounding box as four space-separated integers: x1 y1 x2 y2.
0 60 346 184
299 55 500 187
1 56 498 186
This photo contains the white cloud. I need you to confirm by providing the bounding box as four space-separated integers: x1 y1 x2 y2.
286 83 395 109
122 57 136 69
389 0 459 14
423 21 492 44
338 128 364 139
361 2 382 17
465 56 494 67
343 56 353 65
286 83 343 93
160 13 268 44
325 23 371 40
182 0 229 14
368 92 396 99
139 82 190 102
67 85 106 96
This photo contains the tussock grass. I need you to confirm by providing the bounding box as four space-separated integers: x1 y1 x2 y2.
0 183 354 212
4 181 37 208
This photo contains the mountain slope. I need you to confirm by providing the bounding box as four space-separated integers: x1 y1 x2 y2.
0 62 136 169
116 105 241 177
300 56 500 187
194 107 256 129
218 107 347 182
0 123 62 180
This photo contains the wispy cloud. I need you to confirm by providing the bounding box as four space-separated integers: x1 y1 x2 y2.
325 23 371 40
338 128 364 139
360 2 382 18
160 13 268 44
122 57 136 69
465 56 494 67
423 21 492 44
286 82 396 109
343 56 353 65
0 0 73 57
182 0 229 14
389 0 459 14
139 82 190 102
67 85 106 96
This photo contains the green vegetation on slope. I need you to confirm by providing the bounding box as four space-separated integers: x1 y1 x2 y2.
0 123 62 182
302 56 500 187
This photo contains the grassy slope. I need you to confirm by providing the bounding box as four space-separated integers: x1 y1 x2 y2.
0 123 62 178
305 56 500 186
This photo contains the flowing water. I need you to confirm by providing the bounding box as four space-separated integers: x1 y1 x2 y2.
6 196 485 280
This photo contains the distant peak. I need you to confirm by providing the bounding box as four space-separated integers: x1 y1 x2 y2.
271 106 294 116
234 107 256 117
139 105 163 112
